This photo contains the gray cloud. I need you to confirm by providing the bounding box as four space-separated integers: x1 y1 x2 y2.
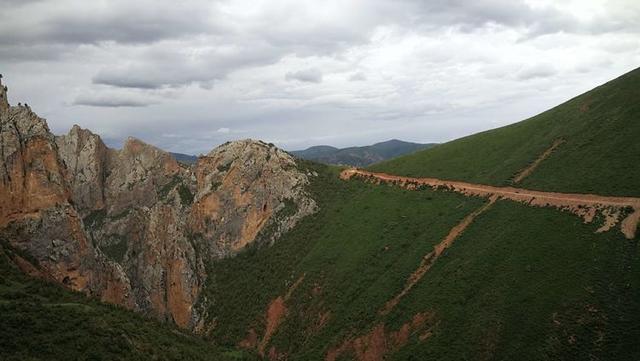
285 68 323 83
349 72 367 81
0 0 213 46
517 64 557 80
401 0 639 36
1 0 639 154
73 94 154 107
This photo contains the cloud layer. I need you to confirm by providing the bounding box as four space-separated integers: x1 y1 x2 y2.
1 0 639 153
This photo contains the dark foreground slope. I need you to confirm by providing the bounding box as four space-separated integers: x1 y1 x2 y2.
0 244 254 361
371 67 640 197
292 139 436 167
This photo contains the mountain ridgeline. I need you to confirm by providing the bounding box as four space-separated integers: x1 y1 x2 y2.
170 152 198 165
1 67 640 361
291 139 437 167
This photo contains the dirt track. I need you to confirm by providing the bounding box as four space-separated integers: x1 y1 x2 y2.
341 169 640 239
379 196 497 316
512 139 565 184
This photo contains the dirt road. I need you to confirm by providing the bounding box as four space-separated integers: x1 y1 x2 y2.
341 169 640 239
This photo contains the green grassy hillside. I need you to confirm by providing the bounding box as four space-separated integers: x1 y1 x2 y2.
201 158 640 360
390 201 640 360
203 162 484 350
370 67 640 197
0 244 254 361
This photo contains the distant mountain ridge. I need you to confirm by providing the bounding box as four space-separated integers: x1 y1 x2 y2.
170 152 198 165
292 139 437 166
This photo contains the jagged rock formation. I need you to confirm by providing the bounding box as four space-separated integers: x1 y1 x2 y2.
0 79 317 330
190 140 317 257
0 83 134 308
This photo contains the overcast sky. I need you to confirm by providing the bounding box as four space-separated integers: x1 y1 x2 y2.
1 0 639 153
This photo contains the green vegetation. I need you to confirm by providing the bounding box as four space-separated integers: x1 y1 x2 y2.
178 183 194 206
217 162 231 173
83 209 107 229
203 157 640 360
159 176 181 200
390 201 640 360
100 236 128 263
371 68 640 197
0 245 255 361
202 161 484 356
159 176 194 206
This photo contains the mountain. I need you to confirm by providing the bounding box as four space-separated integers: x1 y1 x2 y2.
0 77 316 334
291 139 437 167
170 152 198 165
2 68 640 361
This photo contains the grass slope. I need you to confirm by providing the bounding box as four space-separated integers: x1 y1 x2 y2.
390 201 640 360
203 161 640 360
203 161 484 356
0 245 254 361
371 67 640 197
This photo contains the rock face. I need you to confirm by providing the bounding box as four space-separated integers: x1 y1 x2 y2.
0 85 134 308
190 140 317 257
0 80 317 330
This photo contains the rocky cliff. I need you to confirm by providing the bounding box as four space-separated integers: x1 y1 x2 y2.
0 79 317 330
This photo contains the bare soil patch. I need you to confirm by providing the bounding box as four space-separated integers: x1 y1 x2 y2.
512 139 565 184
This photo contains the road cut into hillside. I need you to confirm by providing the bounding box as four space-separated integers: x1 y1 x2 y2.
341 169 640 240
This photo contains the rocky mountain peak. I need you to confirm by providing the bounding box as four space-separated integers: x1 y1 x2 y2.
191 138 316 256
0 84 318 330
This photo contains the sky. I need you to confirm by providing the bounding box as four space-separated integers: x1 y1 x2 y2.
1 0 639 154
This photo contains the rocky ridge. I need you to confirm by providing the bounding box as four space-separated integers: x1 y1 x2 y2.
0 79 317 330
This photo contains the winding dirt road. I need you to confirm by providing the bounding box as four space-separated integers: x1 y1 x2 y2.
341 169 640 239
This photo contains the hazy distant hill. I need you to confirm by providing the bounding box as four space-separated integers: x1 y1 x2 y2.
291 139 437 166
170 152 198 165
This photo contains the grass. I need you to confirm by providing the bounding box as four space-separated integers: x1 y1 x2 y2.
371 67 640 197
202 161 484 356
389 201 640 361
202 156 640 359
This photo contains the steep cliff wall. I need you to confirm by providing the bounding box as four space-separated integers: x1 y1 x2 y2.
0 93 134 308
